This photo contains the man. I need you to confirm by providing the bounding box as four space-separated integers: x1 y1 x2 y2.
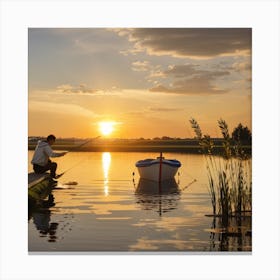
31 134 67 178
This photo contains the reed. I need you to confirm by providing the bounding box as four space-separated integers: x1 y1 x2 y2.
189 118 252 225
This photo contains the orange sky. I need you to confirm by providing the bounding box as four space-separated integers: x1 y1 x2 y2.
29 28 251 138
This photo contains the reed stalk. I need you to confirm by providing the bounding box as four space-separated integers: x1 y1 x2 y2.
189 118 252 226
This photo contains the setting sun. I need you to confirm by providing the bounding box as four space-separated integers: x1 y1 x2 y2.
98 121 115 136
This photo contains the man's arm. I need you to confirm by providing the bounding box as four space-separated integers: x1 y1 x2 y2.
45 146 67 157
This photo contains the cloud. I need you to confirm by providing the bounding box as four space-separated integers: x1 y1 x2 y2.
232 61 251 72
131 61 166 83
149 64 230 95
121 105 181 120
148 106 182 112
56 84 100 95
164 64 230 79
131 60 151 72
116 28 251 58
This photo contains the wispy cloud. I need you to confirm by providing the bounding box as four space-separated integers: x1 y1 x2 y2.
131 60 151 72
148 106 182 112
149 64 230 95
56 84 100 95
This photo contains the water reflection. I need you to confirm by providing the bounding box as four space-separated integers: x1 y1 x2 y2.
28 193 59 242
29 209 59 243
28 152 252 251
208 216 252 251
135 178 181 216
102 152 111 196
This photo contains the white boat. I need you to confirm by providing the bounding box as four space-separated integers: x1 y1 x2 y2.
135 153 181 182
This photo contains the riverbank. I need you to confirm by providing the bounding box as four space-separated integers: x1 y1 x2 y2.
28 138 251 155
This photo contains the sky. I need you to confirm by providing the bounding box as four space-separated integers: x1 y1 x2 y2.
28 28 252 139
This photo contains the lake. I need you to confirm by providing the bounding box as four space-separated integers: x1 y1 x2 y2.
28 151 251 252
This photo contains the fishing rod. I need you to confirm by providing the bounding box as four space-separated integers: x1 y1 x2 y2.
65 136 100 152
57 136 101 177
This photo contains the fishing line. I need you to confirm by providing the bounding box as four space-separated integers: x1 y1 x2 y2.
181 179 197 191
57 136 100 176
59 158 87 176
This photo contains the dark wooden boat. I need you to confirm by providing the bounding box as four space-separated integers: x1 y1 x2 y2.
28 173 56 207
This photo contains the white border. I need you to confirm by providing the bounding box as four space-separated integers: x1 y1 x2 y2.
1 0 279 279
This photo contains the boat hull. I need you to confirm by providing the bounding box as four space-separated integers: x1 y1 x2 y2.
136 158 181 182
28 172 56 208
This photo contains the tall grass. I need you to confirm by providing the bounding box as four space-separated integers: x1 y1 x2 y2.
189 118 252 226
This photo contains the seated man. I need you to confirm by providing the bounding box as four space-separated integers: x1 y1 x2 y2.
31 134 67 178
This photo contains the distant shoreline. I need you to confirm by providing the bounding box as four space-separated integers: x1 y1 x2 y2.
28 144 204 153
28 141 251 155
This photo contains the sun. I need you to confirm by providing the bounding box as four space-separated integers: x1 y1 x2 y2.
98 121 115 136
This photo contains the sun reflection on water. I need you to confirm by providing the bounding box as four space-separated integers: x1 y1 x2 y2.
102 152 111 196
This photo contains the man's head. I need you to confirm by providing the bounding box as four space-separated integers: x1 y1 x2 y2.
47 134 56 145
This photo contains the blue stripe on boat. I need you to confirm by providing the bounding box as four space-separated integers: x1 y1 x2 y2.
135 158 181 168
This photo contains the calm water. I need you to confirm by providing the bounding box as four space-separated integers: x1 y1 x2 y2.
28 151 251 252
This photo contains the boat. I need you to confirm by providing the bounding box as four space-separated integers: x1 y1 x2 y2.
28 172 50 189
135 153 181 182
28 172 57 208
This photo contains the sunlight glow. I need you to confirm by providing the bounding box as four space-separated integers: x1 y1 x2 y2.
102 152 111 196
99 121 115 136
